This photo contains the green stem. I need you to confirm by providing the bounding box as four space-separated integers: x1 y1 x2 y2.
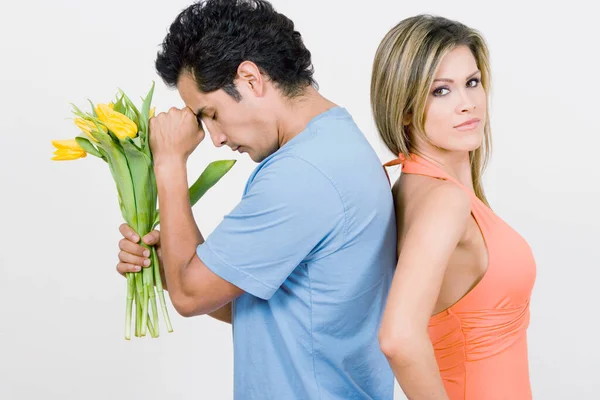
141 285 148 336
125 273 134 340
147 311 158 338
134 271 144 336
152 246 173 332
140 243 153 337
135 289 142 337
149 282 159 337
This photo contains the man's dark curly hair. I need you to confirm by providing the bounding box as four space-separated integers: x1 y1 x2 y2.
155 0 317 101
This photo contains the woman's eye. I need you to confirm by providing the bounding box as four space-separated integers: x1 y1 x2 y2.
433 87 450 97
467 78 480 88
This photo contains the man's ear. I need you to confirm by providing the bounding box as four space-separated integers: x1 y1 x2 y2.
236 61 265 97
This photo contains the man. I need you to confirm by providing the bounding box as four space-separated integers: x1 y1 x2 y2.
117 0 396 398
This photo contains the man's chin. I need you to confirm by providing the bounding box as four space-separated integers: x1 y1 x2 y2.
251 152 269 163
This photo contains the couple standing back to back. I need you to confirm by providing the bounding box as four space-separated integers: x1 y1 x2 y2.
115 1 536 399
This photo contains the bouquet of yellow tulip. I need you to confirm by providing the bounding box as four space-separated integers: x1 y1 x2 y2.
52 82 235 340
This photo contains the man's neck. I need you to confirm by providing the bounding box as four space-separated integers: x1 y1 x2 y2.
275 87 338 148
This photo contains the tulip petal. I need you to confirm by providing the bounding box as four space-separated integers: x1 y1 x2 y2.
51 139 87 161
51 148 87 160
52 139 82 150
95 104 138 140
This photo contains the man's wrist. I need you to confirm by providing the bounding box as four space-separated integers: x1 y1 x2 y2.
153 157 187 176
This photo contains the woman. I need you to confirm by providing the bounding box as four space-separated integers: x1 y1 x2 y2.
371 15 536 399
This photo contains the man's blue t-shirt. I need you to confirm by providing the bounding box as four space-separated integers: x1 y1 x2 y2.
197 107 396 399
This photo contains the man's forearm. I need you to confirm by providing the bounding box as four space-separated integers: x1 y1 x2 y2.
154 161 204 299
158 262 231 324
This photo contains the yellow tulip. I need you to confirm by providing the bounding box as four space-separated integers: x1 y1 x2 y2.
95 104 138 140
74 118 106 142
51 139 87 161
149 107 155 119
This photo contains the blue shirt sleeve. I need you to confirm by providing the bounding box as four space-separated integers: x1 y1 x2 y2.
196 155 345 300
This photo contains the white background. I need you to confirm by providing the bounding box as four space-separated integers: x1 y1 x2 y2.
0 0 598 399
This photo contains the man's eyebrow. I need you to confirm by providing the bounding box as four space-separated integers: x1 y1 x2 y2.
195 107 207 117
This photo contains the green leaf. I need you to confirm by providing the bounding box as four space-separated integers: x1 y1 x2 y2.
189 160 236 206
110 92 139 128
119 90 141 128
131 136 142 148
75 136 103 159
125 136 142 152
97 146 109 160
151 159 236 228
139 82 155 154
140 83 155 124
119 90 141 115
124 107 140 128
88 99 98 117
141 82 155 119
71 103 90 119
121 139 157 236
113 94 127 115
91 127 137 227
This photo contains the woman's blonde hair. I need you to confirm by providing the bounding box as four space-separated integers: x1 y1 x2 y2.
371 15 492 205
